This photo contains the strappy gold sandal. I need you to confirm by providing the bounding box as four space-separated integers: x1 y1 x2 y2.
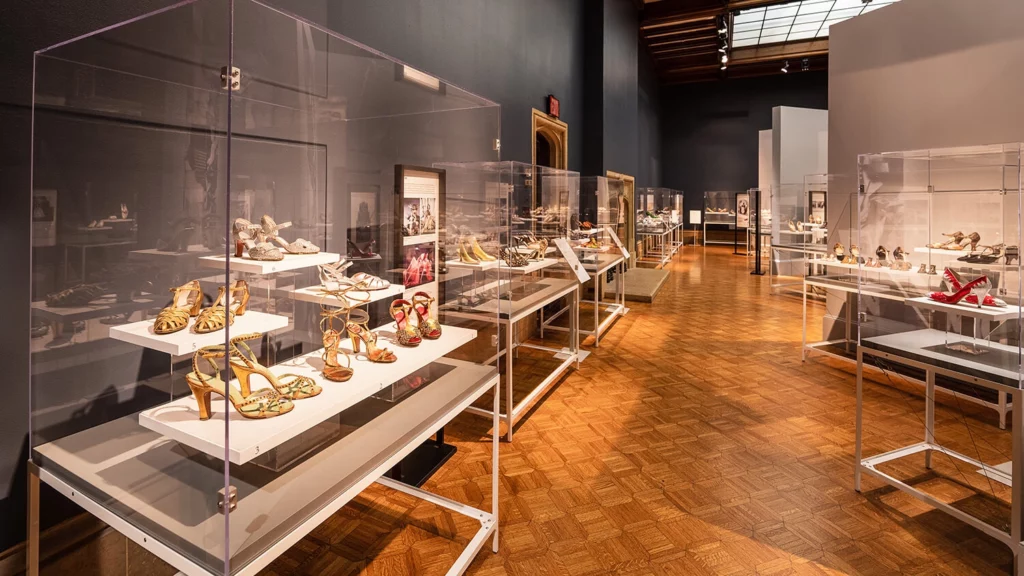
228 332 321 400
411 291 442 340
194 280 249 334
154 280 203 335
320 303 354 382
185 345 293 420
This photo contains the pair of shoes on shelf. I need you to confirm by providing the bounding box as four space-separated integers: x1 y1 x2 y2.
916 263 938 275
233 216 321 261
458 236 496 264
186 332 320 421
404 252 434 286
154 280 249 335
930 268 1006 308
927 231 981 252
499 246 529 268
390 292 443 347
348 239 377 259
318 258 390 291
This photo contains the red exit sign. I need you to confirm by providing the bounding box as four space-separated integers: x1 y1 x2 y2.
547 95 560 118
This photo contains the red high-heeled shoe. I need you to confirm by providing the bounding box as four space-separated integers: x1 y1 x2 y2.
421 254 433 282
940 268 1007 307
929 273 990 306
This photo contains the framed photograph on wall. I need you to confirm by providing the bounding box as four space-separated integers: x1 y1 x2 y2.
808 190 826 225
735 192 750 229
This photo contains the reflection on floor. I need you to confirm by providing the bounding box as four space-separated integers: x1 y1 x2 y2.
36 246 1015 576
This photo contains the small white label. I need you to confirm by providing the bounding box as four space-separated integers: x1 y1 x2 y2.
554 239 591 284
605 227 630 260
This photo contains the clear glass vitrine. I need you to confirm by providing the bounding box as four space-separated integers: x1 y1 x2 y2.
29 1 503 574
579 176 625 258
703 190 738 246
857 144 1023 383
854 144 1024 563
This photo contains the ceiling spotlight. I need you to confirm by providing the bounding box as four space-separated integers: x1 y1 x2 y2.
721 54 729 64
720 64 728 71
781 60 789 73
801 58 810 71
718 46 727 53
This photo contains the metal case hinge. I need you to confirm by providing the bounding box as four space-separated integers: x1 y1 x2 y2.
218 486 238 514
221 66 241 91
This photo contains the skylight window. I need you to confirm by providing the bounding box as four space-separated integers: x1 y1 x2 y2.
732 0 901 47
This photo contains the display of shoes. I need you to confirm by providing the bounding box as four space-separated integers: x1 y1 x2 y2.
320 303 354 382
468 236 497 262
228 332 321 400
234 218 283 261
154 280 203 335
347 319 397 363
928 273 991 307
390 299 422 347
261 215 321 254
941 268 1008 307
318 257 354 287
194 280 249 334
499 246 528 268
185 345 293 421
348 239 377 258
411 291 442 340
45 283 107 308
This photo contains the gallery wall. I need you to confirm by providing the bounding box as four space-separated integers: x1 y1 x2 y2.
828 0 1024 235
660 72 828 224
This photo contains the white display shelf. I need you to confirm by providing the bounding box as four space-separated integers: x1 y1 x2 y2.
444 259 498 271
780 230 814 235
137 324 478 464
199 252 341 275
820 260 923 277
572 228 600 236
289 283 404 307
498 258 558 274
905 296 1022 321
108 311 290 356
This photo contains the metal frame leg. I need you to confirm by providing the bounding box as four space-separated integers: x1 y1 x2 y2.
505 320 514 442
1012 388 1023 575
801 280 807 361
28 461 39 576
593 272 600 348
925 370 935 469
491 377 500 552
854 346 863 493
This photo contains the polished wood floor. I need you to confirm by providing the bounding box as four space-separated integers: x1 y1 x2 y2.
37 246 1018 575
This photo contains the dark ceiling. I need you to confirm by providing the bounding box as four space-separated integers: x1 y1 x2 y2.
639 0 829 84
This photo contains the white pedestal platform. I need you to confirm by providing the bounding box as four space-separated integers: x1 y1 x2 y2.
199 252 341 275
108 311 290 356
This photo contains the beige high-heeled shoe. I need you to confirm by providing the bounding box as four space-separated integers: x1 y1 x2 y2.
154 280 203 335
347 321 397 363
320 304 354 382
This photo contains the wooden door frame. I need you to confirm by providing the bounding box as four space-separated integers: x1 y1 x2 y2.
532 109 568 170
606 170 635 269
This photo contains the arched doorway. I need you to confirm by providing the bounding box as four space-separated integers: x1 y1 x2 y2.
531 109 568 170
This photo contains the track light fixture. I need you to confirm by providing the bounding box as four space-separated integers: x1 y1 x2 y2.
781 60 789 74
721 54 728 64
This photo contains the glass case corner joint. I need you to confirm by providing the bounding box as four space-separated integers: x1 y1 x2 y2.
218 486 238 514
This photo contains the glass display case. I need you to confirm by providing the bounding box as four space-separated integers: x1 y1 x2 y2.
573 177 627 345
854 144 1023 564
438 162 583 441
29 2 504 574
703 190 738 246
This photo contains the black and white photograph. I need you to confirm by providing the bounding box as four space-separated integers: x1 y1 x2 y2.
735 192 750 229
402 197 421 237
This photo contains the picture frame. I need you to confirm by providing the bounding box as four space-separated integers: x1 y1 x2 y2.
735 192 750 229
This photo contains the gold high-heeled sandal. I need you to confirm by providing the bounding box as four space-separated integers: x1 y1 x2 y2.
411 291 442 340
194 280 250 334
154 280 203 335
390 299 422 347
469 236 497 262
185 345 294 420
346 321 397 363
320 305 354 382
227 332 321 400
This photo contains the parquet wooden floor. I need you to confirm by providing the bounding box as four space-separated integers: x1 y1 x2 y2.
35 246 1018 575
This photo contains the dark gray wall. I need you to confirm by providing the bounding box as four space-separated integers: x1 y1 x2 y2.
638 44 661 188
325 0 587 172
661 71 828 224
